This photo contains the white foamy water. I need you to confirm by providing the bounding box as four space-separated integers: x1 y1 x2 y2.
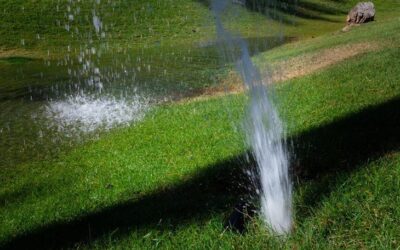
212 0 292 234
45 94 149 135
245 83 292 234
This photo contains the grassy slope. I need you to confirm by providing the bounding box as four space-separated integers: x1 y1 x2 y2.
0 0 209 50
1 0 386 56
0 0 359 169
1 13 400 248
2 0 394 98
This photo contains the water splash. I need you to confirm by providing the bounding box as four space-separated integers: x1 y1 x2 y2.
45 93 149 135
41 0 150 136
211 0 292 234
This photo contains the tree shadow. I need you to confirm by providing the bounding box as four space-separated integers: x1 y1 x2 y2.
198 35 297 63
1 157 251 249
197 0 346 25
291 97 400 216
2 96 400 249
245 0 345 23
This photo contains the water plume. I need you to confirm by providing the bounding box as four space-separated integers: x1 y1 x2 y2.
211 0 292 234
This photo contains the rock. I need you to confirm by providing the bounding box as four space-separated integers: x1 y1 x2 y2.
347 2 376 25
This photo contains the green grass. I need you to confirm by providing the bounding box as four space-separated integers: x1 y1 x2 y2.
4 0 395 55
254 15 400 66
0 0 370 169
0 57 37 65
0 0 364 95
1 0 400 249
1 35 400 250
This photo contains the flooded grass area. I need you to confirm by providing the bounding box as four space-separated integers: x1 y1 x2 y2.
0 32 293 169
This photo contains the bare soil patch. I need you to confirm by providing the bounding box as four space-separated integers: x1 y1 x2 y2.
0 48 43 59
271 41 381 82
184 41 381 103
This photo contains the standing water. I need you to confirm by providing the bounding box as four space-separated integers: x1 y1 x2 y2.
211 0 292 234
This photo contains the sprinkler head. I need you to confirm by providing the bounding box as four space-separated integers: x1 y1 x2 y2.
224 200 256 233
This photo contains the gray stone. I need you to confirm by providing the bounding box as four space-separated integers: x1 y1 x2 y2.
347 2 376 24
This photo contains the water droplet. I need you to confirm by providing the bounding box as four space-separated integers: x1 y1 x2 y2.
92 14 102 34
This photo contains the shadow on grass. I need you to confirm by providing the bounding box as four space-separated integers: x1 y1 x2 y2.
292 96 400 216
2 96 400 249
1 157 250 249
0 57 37 65
197 0 346 25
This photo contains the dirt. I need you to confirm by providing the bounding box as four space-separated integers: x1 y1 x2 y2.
1 42 382 104
0 48 43 60
271 41 381 83
182 41 381 103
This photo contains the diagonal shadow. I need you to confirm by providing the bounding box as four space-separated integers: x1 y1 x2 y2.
293 96 400 179
1 157 250 250
2 96 400 249
197 0 346 24
245 0 344 23
291 96 400 216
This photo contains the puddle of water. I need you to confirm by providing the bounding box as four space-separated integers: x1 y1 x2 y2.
0 36 292 168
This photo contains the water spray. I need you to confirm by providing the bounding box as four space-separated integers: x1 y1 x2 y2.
212 0 292 234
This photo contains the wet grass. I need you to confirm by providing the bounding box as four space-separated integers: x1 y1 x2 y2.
0 0 363 170
0 0 350 53
0 57 37 65
0 0 357 96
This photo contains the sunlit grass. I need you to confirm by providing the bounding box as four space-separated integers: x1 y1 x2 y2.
1 44 399 248
1 0 400 249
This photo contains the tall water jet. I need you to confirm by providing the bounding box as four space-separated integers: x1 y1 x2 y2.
211 0 292 234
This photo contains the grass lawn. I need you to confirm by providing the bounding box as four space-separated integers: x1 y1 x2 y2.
1 0 368 170
1 0 400 249
3 0 396 65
